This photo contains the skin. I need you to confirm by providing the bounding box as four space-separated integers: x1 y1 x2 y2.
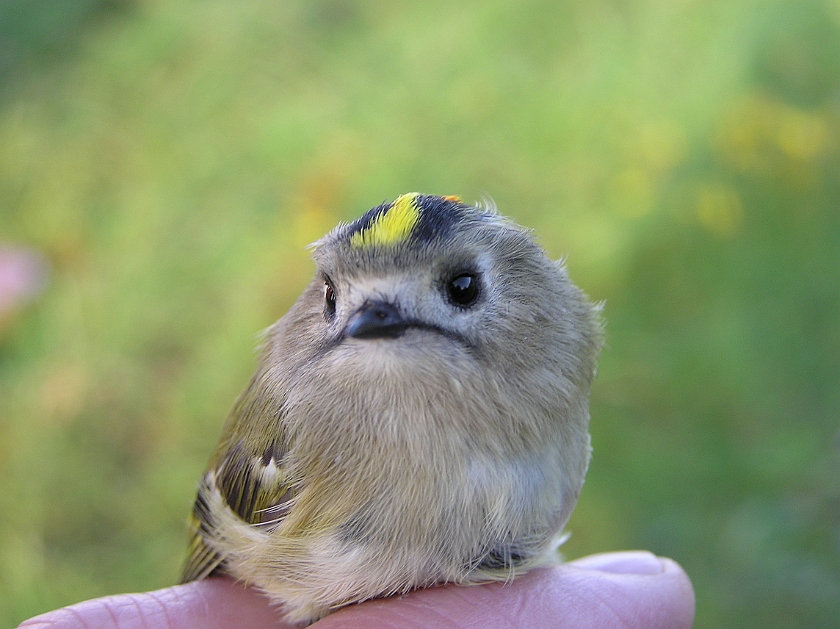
17 551 695 629
0 247 48 318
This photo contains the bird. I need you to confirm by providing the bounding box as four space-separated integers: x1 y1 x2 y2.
180 193 603 624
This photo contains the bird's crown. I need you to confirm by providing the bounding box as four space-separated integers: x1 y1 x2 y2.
335 193 490 251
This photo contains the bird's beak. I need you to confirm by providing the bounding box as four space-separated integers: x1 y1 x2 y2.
346 300 409 339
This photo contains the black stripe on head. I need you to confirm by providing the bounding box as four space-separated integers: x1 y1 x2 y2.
343 194 482 249
348 200 392 237
412 194 476 244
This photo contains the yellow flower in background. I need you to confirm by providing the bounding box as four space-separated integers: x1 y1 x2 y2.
695 183 743 238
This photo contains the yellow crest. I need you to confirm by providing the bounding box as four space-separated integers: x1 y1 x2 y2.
350 193 422 248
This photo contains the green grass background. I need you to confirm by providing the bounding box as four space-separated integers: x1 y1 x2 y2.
1 0 839 626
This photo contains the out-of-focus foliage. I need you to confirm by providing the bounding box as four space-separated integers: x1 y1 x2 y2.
1 0 838 627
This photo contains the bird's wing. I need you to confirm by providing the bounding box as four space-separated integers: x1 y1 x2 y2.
180 438 292 582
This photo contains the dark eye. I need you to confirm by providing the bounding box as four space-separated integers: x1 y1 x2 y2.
324 281 336 319
447 273 480 307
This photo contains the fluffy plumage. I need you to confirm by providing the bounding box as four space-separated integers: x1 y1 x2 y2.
181 194 602 624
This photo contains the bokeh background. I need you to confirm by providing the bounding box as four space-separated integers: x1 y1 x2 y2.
1 0 839 627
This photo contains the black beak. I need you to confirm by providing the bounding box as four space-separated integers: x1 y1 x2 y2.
346 301 409 339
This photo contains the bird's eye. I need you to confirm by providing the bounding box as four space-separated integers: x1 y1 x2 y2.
447 273 480 308
324 281 336 319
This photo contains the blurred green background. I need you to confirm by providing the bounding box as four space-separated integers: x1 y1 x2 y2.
1 0 839 626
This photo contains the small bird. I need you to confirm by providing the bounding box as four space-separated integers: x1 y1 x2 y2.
181 193 602 624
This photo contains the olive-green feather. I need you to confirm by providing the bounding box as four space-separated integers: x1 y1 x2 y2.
180 438 293 583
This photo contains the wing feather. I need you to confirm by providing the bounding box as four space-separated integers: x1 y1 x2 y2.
180 438 292 583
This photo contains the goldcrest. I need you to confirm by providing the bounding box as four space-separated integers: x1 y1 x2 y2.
181 193 602 624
